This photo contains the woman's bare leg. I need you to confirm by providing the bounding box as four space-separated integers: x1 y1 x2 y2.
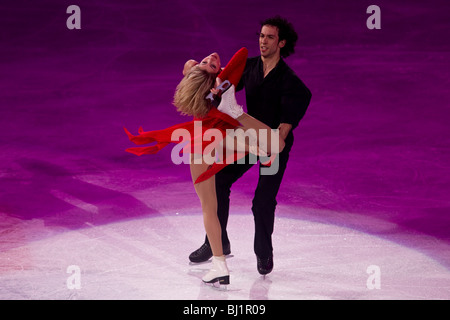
190 155 223 257
190 154 229 284
235 113 285 155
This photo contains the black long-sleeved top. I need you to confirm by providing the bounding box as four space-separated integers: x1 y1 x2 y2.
237 56 311 143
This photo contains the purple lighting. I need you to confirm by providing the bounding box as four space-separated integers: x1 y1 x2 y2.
0 0 449 300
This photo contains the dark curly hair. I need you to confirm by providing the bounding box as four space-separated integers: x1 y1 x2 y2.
260 16 298 58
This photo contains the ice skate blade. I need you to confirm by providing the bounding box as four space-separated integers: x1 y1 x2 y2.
189 259 211 266
205 80 231 102
203 281 229 291
202 275 230 285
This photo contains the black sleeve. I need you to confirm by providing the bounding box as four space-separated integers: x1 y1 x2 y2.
280 74 312 130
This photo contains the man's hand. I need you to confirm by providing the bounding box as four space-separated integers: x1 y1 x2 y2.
278 123 292 141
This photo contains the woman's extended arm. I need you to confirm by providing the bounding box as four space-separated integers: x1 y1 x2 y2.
183 59 198 76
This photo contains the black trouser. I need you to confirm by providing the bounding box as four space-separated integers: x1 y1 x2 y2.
204 135 293 258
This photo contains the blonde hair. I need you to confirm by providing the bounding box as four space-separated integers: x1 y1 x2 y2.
173 66 217 118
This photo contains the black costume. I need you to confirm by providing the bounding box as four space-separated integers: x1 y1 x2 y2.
209 56 312 259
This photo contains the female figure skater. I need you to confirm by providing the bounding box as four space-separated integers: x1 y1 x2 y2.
125 48 284 285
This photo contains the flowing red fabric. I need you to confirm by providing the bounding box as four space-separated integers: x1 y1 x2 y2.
125 47 248 184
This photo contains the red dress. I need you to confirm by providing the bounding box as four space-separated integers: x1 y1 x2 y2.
125 47 249 184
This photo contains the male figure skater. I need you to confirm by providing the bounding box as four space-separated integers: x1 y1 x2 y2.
189 16 312 275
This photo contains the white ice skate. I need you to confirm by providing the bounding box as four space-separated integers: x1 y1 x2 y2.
202 256 230 285
217 85 244 119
